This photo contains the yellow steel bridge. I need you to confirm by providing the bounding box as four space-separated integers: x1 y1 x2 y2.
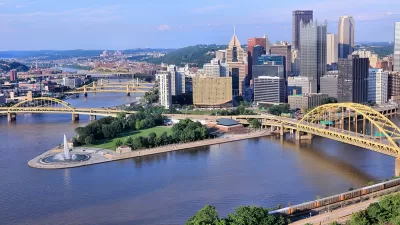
2 100 400 162
64 79 153 95
1 97 135 122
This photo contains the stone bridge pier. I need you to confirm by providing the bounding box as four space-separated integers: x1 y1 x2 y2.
396 157 400 177
7 113 17 122
72 114 79 122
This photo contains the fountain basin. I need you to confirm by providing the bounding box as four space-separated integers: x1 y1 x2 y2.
41 153 90 163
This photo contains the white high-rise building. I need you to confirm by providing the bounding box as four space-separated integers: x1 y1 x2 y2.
395 22 400 71
368 69 388 105
167 65 183 96
158 71 172 109
203 59 221 77
327 33 338 65
288 76 318 94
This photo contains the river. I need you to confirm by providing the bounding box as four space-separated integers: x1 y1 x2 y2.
0 93 397 225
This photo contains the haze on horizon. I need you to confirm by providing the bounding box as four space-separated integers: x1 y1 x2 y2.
0 0 399 51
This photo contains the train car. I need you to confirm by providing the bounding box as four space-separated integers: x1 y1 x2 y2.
315 193 342 207
291 201 317 214
362 183 385 195
384 178 400 189
341 189 362 200
269 178 400 217
268 207 290 215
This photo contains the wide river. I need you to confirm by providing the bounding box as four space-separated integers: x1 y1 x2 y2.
1 92 398 225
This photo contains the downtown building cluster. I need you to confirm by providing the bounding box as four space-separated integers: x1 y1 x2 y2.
158 12 400 111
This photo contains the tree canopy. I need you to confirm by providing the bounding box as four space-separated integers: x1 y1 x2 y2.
186 205 288 225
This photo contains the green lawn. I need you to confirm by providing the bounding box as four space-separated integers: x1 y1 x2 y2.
84 126 172 150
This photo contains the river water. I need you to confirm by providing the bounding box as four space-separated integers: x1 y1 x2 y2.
0 93 398 225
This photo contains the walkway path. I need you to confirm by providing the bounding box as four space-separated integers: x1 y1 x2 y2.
29 130 272 169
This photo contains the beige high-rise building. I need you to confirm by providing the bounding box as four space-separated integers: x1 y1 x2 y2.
226 28 247 96
338 16 355 59
327 33 338 65
353 49 378 68
193 77 232 108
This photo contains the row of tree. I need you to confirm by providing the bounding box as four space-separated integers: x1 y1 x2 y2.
347 192 400 225
186 205 288 225
116 119 210 150
211 104 256 116
268 104 290 116
73 107 165 146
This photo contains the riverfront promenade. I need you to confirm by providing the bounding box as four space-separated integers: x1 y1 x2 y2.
28 130 272 169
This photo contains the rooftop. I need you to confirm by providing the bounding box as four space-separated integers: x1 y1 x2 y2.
216 118 239 126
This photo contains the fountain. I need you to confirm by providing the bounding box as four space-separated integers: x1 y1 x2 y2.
63 134 71 160
41 135 90 164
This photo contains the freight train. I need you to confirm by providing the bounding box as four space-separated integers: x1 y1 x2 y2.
269 178 400 216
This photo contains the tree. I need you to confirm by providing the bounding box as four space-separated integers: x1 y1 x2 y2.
224 206 286 225
115 140 123 147
84 135 95 145
268 104 290 116
237 104 246 115
125 136 133 146
148 132 157 147
186 205 220 225
117 112 127 120
250 119 261 129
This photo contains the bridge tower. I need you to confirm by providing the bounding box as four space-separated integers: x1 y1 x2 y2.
83 85 88 97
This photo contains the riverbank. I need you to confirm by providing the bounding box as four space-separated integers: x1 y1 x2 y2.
28 130 273 169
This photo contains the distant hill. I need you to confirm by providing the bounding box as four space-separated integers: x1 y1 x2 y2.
0 60 29 72
145 44 228 67
355 42 394 58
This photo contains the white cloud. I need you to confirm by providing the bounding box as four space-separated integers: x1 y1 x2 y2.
157 24 170 31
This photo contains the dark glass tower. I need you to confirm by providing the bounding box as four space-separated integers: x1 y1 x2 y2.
292 10 313 50
337 55 369 103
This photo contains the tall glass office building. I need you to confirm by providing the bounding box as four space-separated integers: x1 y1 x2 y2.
395 22 400 71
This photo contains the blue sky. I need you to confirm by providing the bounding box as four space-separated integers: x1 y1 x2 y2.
0 0 399 50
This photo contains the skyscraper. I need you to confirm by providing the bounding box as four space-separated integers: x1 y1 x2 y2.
226 28 247 96
252 45 265 66
271 41 292 76
395 22 400 71
300 20 318 92
292 10 313 50
337 55 369 103
9 69 17 82
327 33 338 66
317 21 327 92
368 69 388 105
248 37 267 81
338 16 355 59
158 70 172 109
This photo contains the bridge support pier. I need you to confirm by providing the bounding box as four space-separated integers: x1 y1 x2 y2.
7 113 16 122
72 114 79 122
295 131 313 140
396 157 400 177
89 115 97 122
127 92 131 96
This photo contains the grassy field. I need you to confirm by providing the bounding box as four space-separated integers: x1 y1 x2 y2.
84 126 172 150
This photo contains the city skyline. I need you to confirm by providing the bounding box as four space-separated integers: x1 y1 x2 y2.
0 0 400 50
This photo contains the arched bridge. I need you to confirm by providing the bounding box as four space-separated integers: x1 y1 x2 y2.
234 103 400 158
64 79 154 96
1 97 134 122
